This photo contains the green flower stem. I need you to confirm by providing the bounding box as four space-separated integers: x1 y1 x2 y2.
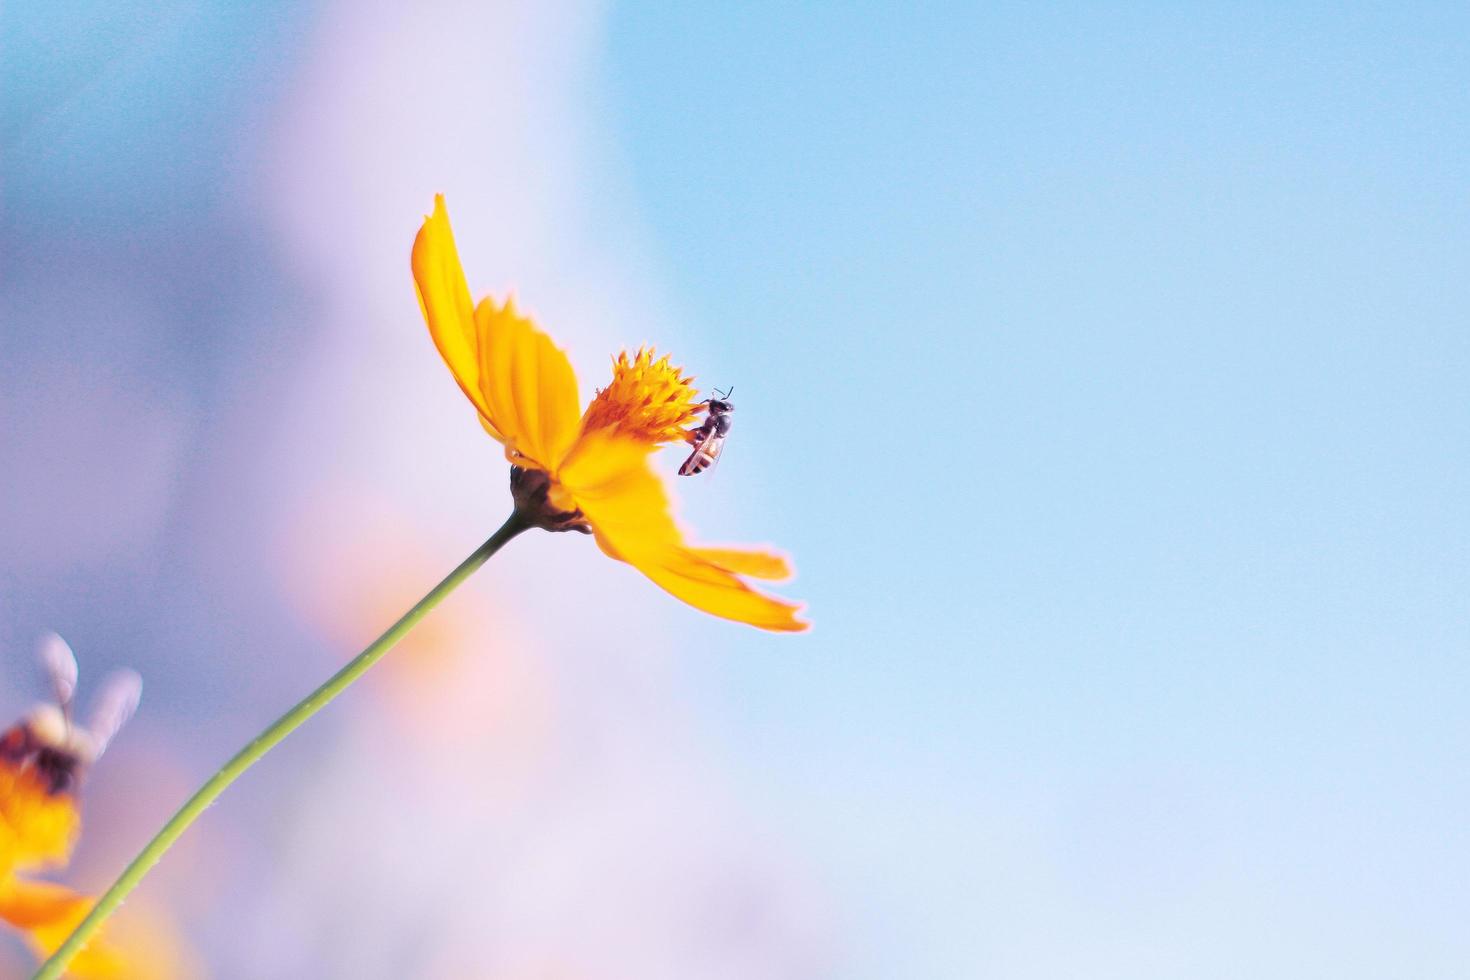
35 513 529 980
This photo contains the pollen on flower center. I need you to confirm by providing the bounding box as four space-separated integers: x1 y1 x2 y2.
580 347 702 446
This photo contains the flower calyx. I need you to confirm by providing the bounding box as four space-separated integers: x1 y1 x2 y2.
509 467 592 534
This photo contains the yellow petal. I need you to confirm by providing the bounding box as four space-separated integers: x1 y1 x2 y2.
411 197 582 468
0 879 127 979
0 876 76 930
474 297 581 472
560 431 680 545
688 547 794 581
411 195 500 438
561 433 808 631
640 547 808 631
0 878 195 980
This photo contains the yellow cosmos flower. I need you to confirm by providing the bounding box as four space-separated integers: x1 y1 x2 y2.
0 736 79 882
1 639 186 979
0 717 135 978
412 195 808 632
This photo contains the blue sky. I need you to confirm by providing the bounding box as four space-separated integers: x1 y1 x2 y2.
604 4 1468 976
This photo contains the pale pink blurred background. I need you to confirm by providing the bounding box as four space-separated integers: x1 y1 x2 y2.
3 2 834 976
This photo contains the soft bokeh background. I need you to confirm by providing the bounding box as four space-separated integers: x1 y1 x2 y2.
3 2 1467 977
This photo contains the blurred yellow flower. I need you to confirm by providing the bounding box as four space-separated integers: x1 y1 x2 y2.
0 734 79 881
0 643 190 979
412 195 808 632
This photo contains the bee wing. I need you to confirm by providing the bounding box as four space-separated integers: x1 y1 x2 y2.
87 669 142 758
678 432 727 477
679 428 715 476
39 631 79 711
705 433 728 475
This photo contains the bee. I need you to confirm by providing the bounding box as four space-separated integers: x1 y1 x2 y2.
679 387 734 477
0 632 141 796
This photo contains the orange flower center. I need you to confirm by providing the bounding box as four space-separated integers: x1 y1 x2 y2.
0 757 80 876
580 348 702 446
